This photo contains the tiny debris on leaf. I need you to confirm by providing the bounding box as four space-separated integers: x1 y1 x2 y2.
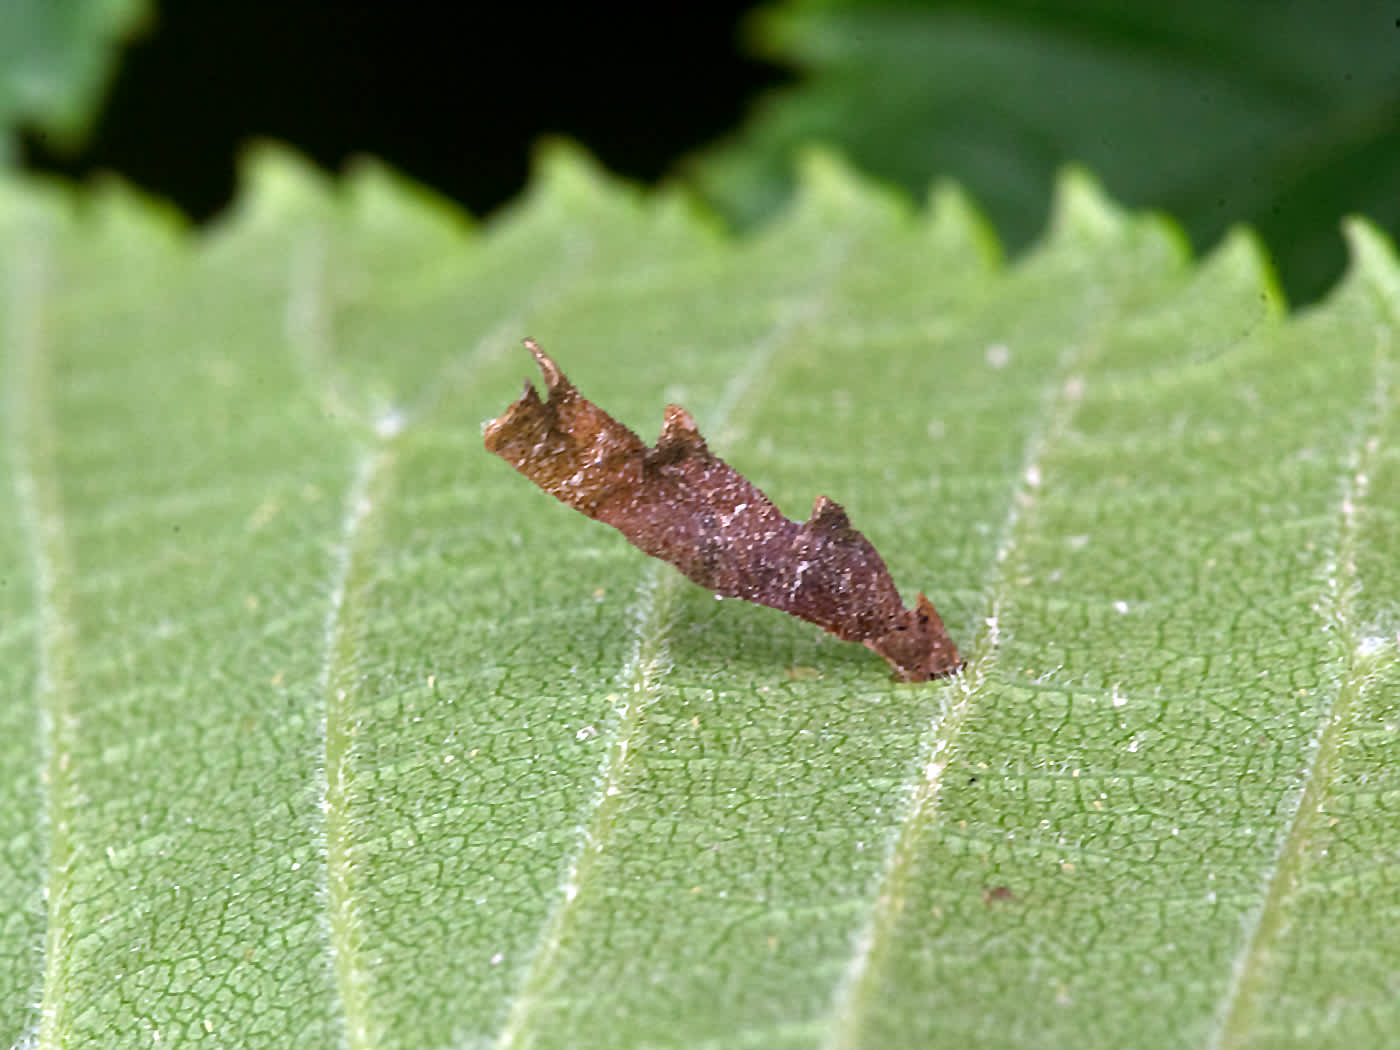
483 340 962 681
982 885 1015 905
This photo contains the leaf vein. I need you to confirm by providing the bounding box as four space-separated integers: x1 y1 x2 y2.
320 445 397 1050
822 353 1090 1049
1206 318 1395 1049
305 212 602 1050
7 226 79 1050
492 232 858 1049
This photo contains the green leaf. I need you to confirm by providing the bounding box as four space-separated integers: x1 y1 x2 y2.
690 0 1400 306
2 147 1398 1048
0 0 151 159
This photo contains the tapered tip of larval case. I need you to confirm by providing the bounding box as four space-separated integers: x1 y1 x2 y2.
521 337 565 391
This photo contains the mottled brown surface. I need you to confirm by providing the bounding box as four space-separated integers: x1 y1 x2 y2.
484 340 962 681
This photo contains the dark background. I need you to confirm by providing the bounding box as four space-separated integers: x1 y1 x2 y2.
19 2 782 225
18 1 1399 307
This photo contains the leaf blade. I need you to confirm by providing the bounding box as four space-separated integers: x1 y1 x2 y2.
692 0 1400 305
0 150 1397 1048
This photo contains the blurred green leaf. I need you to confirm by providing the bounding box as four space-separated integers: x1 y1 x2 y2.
1 148 1398 1047
0 0 151 159
690 0 1400 307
